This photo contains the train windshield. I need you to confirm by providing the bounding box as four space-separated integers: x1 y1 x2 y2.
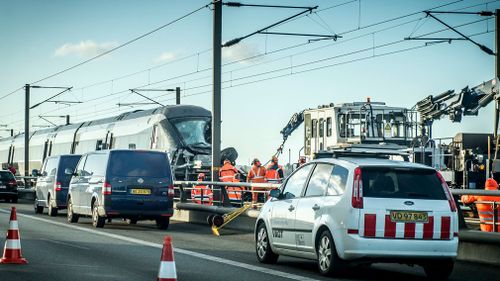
171 118 211 148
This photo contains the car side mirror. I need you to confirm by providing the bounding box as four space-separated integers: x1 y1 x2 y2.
269 188 281 199
64 168 73 175
32 169 39 177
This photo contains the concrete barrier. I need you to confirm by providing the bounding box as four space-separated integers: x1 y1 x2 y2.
173 203 500 266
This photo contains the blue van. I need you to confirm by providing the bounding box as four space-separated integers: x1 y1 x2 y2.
67 149 174 229
34 155 82 216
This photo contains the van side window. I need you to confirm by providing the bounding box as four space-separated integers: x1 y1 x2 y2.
281 164 314 199
327 165 349 196
83 154 107 177
305 163 333 197
44 158 57 177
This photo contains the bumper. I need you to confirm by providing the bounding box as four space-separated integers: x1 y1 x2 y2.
340 233 458 260
0 191 18 198
99 206 174 218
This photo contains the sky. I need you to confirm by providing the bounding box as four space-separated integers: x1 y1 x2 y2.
0 0 498 165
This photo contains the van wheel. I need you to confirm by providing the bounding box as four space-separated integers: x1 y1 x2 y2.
48 197 58 217
156 217 170 230
126 218 138 225
255 222 278 264
92 203 105 228
317 229 345 276
67 198 79 223
34 197 43 214
423 259 454 280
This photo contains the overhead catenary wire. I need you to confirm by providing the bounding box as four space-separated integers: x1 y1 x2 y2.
2 0 496 126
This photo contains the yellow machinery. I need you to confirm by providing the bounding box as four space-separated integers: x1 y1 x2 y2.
210 203 252 236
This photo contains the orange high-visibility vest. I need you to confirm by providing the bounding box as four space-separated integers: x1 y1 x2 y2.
462 195 500 232
248 166 267 183
219 163 238 182
265 164 283 182
191 184 213 205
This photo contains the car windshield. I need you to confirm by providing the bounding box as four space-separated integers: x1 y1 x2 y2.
361 167 446 200
171 118 211 147
109 151 171 178
0 171 15 180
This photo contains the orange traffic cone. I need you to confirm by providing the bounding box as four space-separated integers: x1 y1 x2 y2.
157 236 176 281
1 207 27 264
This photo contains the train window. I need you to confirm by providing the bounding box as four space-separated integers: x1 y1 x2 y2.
326 117 332 137
319 118 324 137
312 119 318 138
172 118 211 147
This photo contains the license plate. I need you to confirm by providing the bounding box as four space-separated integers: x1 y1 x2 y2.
130 188 151 195
0 185 5 189
390 211 428 223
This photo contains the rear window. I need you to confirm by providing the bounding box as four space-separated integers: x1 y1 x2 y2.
57 156 81 186
109 151 170 178
0 171 15 180
361 167 446 200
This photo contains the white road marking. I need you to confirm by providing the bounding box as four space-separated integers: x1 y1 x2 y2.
0 209 321 281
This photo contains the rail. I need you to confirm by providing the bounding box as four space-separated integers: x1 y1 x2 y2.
452 189 500 233
173 180 281 208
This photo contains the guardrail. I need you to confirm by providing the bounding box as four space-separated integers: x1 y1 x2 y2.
173 180 281 208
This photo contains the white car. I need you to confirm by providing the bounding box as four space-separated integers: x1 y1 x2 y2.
255 157 458 279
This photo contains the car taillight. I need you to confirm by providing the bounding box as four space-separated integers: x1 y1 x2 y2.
168 184 174 198
436 171 457 212
54 182 62 192
352 167 363 209
102 182 112 195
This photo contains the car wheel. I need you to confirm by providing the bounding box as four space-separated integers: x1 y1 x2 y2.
255 222 278 264
92 203 105 228
207 214 215 226
48 197 58 217
317 229 344 276
155 217 170 230
34 196 44 214
423 259 454 280
67 198 79 223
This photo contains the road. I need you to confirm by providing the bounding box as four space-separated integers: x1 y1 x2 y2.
0 200 499 281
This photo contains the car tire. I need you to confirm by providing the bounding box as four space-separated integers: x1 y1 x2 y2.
67 198 79 223
255 222 279 264
92 203 105 228
48 197 58 217
156 217 170 230
34 197 44 214
207 214 215 226
423 259 454 280
317 229 344 276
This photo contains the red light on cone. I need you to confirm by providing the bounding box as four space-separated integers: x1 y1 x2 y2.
0 207 27 264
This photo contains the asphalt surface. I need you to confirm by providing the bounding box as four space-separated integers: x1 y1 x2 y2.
0 200 499 281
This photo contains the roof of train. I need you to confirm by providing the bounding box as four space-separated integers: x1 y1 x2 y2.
4 104 211 140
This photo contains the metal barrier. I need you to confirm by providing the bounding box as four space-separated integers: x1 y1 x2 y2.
451 189 500 233
173 180 281 208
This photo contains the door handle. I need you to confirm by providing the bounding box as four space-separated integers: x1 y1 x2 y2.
288 205 295 212
312 204 320 211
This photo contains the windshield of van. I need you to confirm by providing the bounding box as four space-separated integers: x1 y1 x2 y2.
57 156 81 186
109 151 170 178
171 118 211 148
361 167 446 200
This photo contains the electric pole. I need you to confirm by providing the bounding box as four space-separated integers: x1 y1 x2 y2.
212 0 222 181
24 84 30 176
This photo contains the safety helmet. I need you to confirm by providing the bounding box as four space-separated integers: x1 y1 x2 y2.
197 173 206 179
252 158 260 165
485 178 498 190
271 156 278 162
223 159 230 164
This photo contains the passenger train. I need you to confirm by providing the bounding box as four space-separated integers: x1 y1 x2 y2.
0 105 213 180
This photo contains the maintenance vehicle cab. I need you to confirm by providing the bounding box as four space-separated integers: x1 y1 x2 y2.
67 149 174 229
254 148 458 279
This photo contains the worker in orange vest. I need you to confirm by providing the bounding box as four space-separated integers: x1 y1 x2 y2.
219 159 242 205
265 156 284 183
461 178 500 232
247 158 267 205
298 156 306 167
191 173 213 205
